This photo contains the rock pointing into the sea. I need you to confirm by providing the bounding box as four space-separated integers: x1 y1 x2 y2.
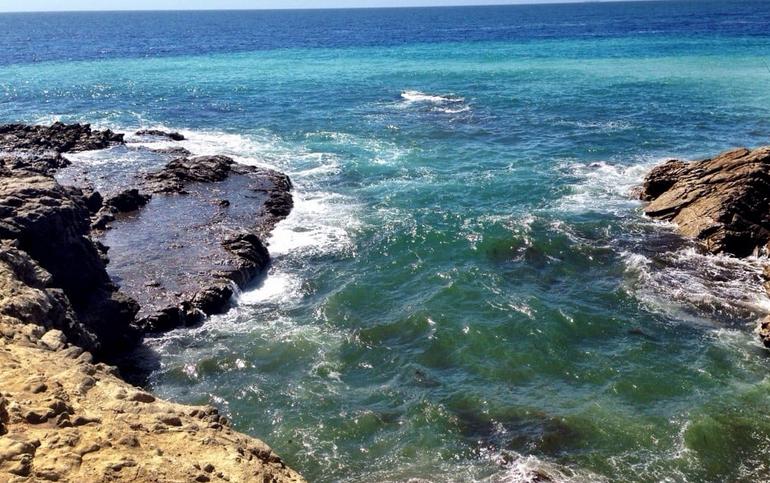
0 122 304 481
640 145 770 348
640 146 770 257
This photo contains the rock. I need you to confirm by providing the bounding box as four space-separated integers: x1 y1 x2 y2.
135 129 185 141
0 396 8 435
640 146 770 257
0 171 139 357
104 189 151 213
0 123 304 482
128 391 155 403
158 415 183 427
146 146 192 157
39 330 66 351
142 155 240 194
0 122 123 154
757 316 770 347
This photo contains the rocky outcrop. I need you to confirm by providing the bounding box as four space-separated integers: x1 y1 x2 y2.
640 147 770 257
135 129 185 141
0 163 138 358
0 124 302 481
105 155 293 332
1 122 123 156
640 146 770 347
0 309 304 482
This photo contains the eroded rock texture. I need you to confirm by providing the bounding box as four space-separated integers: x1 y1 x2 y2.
640 147 770 257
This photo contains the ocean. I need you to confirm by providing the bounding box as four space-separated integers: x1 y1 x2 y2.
3 1 770 481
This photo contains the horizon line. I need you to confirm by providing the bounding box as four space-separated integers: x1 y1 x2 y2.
0 0 676 15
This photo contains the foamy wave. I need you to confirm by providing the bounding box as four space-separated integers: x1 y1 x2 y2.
267 190 358 257
555 119 633 132
622 247 770 326
554 158 660 215
481 450 606 483
401 90 464 104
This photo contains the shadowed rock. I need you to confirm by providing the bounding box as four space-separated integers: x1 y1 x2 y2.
0 172 139 356
135 129 185 141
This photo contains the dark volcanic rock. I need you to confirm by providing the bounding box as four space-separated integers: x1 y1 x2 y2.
104 189 151 213
640 146 770 257
106 155 292 332
0 122 293 355
0 172 139 356
135 129 185 141
142 155 243 194
1 122 123 155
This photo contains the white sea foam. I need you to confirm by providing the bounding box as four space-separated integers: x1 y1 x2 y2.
400 90 464 104
480 450 606 483
621 247 770 326
554 158 659 215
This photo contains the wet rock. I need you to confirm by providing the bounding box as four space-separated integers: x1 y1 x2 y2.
146 146 193 157
142 155 241 194
640 146 770 257
104 189 150 213
0 122 123 154
135 129 185 141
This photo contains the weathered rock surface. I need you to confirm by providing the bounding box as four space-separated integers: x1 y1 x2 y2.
640 146 770 257
135 129 185 141
1 122 123 156
0 123 303 481
640 146 770 347
0 319 304 482
0 167 138 357
105 155 293 332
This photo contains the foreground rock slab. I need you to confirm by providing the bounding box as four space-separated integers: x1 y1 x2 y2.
0 319 304 483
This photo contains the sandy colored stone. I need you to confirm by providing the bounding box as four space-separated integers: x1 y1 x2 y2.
0 320 304 483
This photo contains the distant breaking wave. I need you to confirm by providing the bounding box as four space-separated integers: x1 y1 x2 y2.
400 90 464 104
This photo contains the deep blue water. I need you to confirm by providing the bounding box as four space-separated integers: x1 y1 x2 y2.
3 1 770 481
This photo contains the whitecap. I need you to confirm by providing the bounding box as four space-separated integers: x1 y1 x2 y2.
400 90 464 104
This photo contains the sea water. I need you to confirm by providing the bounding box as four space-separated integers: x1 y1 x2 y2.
3 1 770 481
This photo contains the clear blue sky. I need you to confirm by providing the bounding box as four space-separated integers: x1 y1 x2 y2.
0 0 606 12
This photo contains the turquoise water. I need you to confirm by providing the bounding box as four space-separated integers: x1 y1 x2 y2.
3 3 770 481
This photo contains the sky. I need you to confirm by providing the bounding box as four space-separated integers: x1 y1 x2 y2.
0 0 608 12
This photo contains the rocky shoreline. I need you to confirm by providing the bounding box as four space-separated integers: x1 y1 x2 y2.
0 123 303 482
639 145 770 347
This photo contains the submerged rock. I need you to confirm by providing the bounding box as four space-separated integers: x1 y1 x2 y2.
640 146 770 257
